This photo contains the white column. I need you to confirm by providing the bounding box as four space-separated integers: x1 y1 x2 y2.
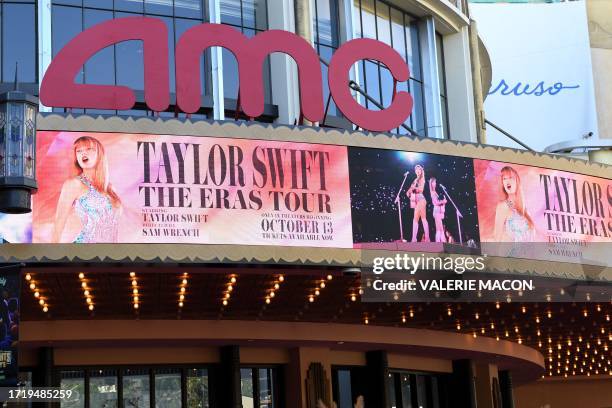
418 17 443 139
444 27 477 143
208 0 225 120
37 0 52 112
267 0 300 125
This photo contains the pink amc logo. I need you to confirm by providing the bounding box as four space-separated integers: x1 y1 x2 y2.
40 17 413 132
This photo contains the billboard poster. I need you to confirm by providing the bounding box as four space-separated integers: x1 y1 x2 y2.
470 1 598 150
474 159 612 243
349 148 480 249
33 131 353 248
0 214 31 243
0 267 19 386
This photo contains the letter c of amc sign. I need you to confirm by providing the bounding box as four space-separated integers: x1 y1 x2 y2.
40 17 413 132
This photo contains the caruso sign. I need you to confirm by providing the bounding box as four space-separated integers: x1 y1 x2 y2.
40 17 413 132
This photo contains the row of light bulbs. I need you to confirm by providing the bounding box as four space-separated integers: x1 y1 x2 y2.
307 274 333 303
178 273 188 308
130 272 139 310
25 273 48 313
222 275 237 306
78 272 94 311
264 275 285 305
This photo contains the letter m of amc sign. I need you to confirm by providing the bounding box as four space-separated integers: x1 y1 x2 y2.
40 17 413 132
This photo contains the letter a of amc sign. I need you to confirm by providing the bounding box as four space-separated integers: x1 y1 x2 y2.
40 17 413 132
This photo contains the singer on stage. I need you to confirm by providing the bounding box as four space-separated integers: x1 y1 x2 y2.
429 177 447 242
406 165 430 242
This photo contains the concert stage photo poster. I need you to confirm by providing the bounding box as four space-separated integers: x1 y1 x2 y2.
348 147 480 250
33 131 353 248
0 266 19 386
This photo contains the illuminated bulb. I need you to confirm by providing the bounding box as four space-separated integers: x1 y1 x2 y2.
43 306 48 313
228 285 233 292
547 310 552 318
401 315 406 323
222 300 228 306
131 279 138 287
473 332 477 338
34 291 40 298
265 298 271 304
490 323 495 330
38 299 44 305
182 279 188 285
597 304 601 312
320 282 326 289
224 292 230 299
81 282 87 288
133 288 138 295
496 336 500 341
505 331 509 338
86 298 92 304
274 283 280 290
350 294 357 302
447 308 452 316
315 289 320 296
536 316 540 323
364 317 369 325
270 291 275 298
518 338 523 344
29 283 35 290
481 327 485 334
475 312 480 320
584 310 588 317
230 276 237 284
278 275 284 282
133 303 139 309
84 290 90 296
179 294 185 301
495 302 500 309
78 273 84 279
409 310 414 318
327 274 333 281
308 295 314 303
178 302 184 307
88 304 94 311
522 306 526 314
130 272 136 278
25 274 32 281
180 287 186 293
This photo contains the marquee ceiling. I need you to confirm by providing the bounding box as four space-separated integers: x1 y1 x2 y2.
20 265 611 379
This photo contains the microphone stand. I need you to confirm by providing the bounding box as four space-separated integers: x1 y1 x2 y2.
395 171 410 242
440 184 463 245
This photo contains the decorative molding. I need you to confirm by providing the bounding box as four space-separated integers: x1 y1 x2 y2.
37 114 612 178
2 244 609 281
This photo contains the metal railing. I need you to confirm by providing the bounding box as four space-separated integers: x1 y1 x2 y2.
318 56 423 138
484 119 536 151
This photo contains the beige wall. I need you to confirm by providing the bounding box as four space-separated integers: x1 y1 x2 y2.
587 0 612 139
515 377 612 408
